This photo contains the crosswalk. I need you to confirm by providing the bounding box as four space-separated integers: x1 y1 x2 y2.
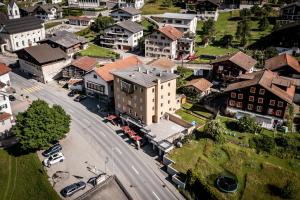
23 85 44 93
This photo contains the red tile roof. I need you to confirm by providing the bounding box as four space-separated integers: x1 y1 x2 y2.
185 78 213 92
265 53 300 73
147 57 176 70
71 56 97 72
95 56 142 82
212 51 257 71
0 63 11 76
158 25 183 41
0 112 11 122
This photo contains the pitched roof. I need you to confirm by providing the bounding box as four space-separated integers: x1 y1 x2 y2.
38 4 63 13
95 56 142 82
113 7 141 15
111 66 179 88
0 12 8 23
0 16 44 34
158 25 183 41
147 57 176 70
71 56 97 72
159 13 196 20
185 78 213 92
43 30 87 48
20 44 67 65
115 20 143 33
0 112 11 122
8 0 16 8
265 53 300 73
0 63 11 76
20 5 38 13
224 70 295 103
211 51 257 71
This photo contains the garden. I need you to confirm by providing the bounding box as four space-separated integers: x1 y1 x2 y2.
77 44 120 59
168 116 300 200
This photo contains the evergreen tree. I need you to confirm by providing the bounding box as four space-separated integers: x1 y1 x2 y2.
201 18 216 44
236 19 251 46
258 16 270 31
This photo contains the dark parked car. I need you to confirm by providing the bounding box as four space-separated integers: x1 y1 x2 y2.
42 143 62 157
61 181 86 197
9 95 16 101
74 95 87 102
68 90 77 97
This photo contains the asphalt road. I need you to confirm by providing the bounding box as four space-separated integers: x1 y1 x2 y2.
10 72 184 200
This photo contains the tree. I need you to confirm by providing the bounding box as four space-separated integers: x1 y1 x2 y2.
235 19 251 46
90 16 115 32
220 34 234 48
201 18 216 45
204 119 225 143
264 47 278 59
161 0 172 7
13 100 71 150
237 116 261 133
281 180 297 199
240 8 252 19
258 16 270 31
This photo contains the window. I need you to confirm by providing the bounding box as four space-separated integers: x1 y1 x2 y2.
236 102 242 108
93 74 97 79
168 100 170 104
161 103 163 107
140 88 143 93
278 101 283 107
152 88 155 93
247 104 253 110
238 94 243 99
229 100 235 106
249 96 254 102
276 110 282 116
268 108 274 115
250 87 256 93
231 92 236 98
129 108 132 114
16 42 19 47
152 98 155 102
161 95 163 99
152 106 154 110
269 100 276 106
140 106 143 111
259 89 265 95
168 83 170 87
161 85 163 89
168 92 170 96
258 98 264 104
256 106 262 112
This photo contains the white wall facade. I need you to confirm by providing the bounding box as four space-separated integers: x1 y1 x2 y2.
0 73 11 88
118 0 144 9
7 2 20 19
84 71 112 97
110 11 141 22
52 0 63 4
36 8 63 20
0 118 13 134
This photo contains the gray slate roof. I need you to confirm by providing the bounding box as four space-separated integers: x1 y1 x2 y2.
116 20 143 33
158 13 196 20
113 7 141 15
22 44 67 65
0 16 44 34
45 30 88 48
112 66 178 88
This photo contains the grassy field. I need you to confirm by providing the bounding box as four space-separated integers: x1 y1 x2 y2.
78 44 119 58
182 103 213 119
0 148 60 200
175 109 206 126
45 22 62 30
169 137 300 200
141 0 180 14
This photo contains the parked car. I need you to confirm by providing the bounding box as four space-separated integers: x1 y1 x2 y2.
43 152 65 167
68 90 77 97
42 143 62 157
9 95 16 101
60 181 86 197
74 95 87 102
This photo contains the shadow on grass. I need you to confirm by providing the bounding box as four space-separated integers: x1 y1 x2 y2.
5 143 35 157
267 184 282 197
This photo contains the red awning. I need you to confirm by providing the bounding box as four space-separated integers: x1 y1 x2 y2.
121 126 130 133
127 130 137 137
132 135 142 141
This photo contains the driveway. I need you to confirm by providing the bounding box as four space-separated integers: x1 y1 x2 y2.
10 72 184 200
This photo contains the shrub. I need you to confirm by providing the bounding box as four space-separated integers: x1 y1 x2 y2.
204 119 225 144
275 136 289 147
280 180 297 199
250 135 275 153
237 116 261 133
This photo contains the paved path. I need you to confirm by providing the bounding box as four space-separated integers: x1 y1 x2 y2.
10 72 184 200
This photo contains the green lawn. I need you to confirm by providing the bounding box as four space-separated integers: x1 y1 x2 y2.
45 22 62 30
78 44 119 58
0 147 60 200
175 109 206 126
141 0 180 14
182 103 213 119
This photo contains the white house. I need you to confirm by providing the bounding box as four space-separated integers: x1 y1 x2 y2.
34 4 63 20
0 16 45 52
7 0 20 19
68 0 106 8
117 0 144 9
110 7 142 22
16 44 71 83
99 20 143 51
52 0 63 4
69 16 94 26
150 13 198 34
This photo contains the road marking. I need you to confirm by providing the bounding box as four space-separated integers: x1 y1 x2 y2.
23 85 43 93
152 192 160 200
131 165 139 175
115 147 122 155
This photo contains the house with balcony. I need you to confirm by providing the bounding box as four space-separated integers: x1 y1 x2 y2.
20 4 63 20
145 25 194 60
185 0 220 21
150 13 197 34
99 20 143 51
69 16 95 26
211 51 257 84
224 70 295 129
114 0 145 9
278 1 300 25
68 0 106 9
110 7 141 22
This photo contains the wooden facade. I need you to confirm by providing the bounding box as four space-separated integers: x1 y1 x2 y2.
271 65 300 78
62 65 86 79
212 60 247 83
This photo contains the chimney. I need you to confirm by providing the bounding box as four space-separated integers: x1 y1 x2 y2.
146 69 149 74
138 67 141 72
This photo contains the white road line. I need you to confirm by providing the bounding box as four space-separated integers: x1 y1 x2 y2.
131 165 139 175
152 191 161 200
115 147 122 155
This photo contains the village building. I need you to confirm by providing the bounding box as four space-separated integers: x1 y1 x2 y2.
16 44 71 83
224 70 295 129
0 16 45 52
278 1 300 25
110 7 142 22
84 56 142 105
211 51 257 84
150 13 198 34
184 78 213 97
116 0 145 9
7 0 20 19
20 4 63 20
68 0 106 9
68 16 94 26
265 53 300 78
185 0 220 21
99 20 143 51
39 31 88 56
147 57 177 73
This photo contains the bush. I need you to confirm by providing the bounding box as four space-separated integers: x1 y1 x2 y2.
236 116 261 133
204 119 225 144
250 135 275 153
280 180 297 199
275 136 289 147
